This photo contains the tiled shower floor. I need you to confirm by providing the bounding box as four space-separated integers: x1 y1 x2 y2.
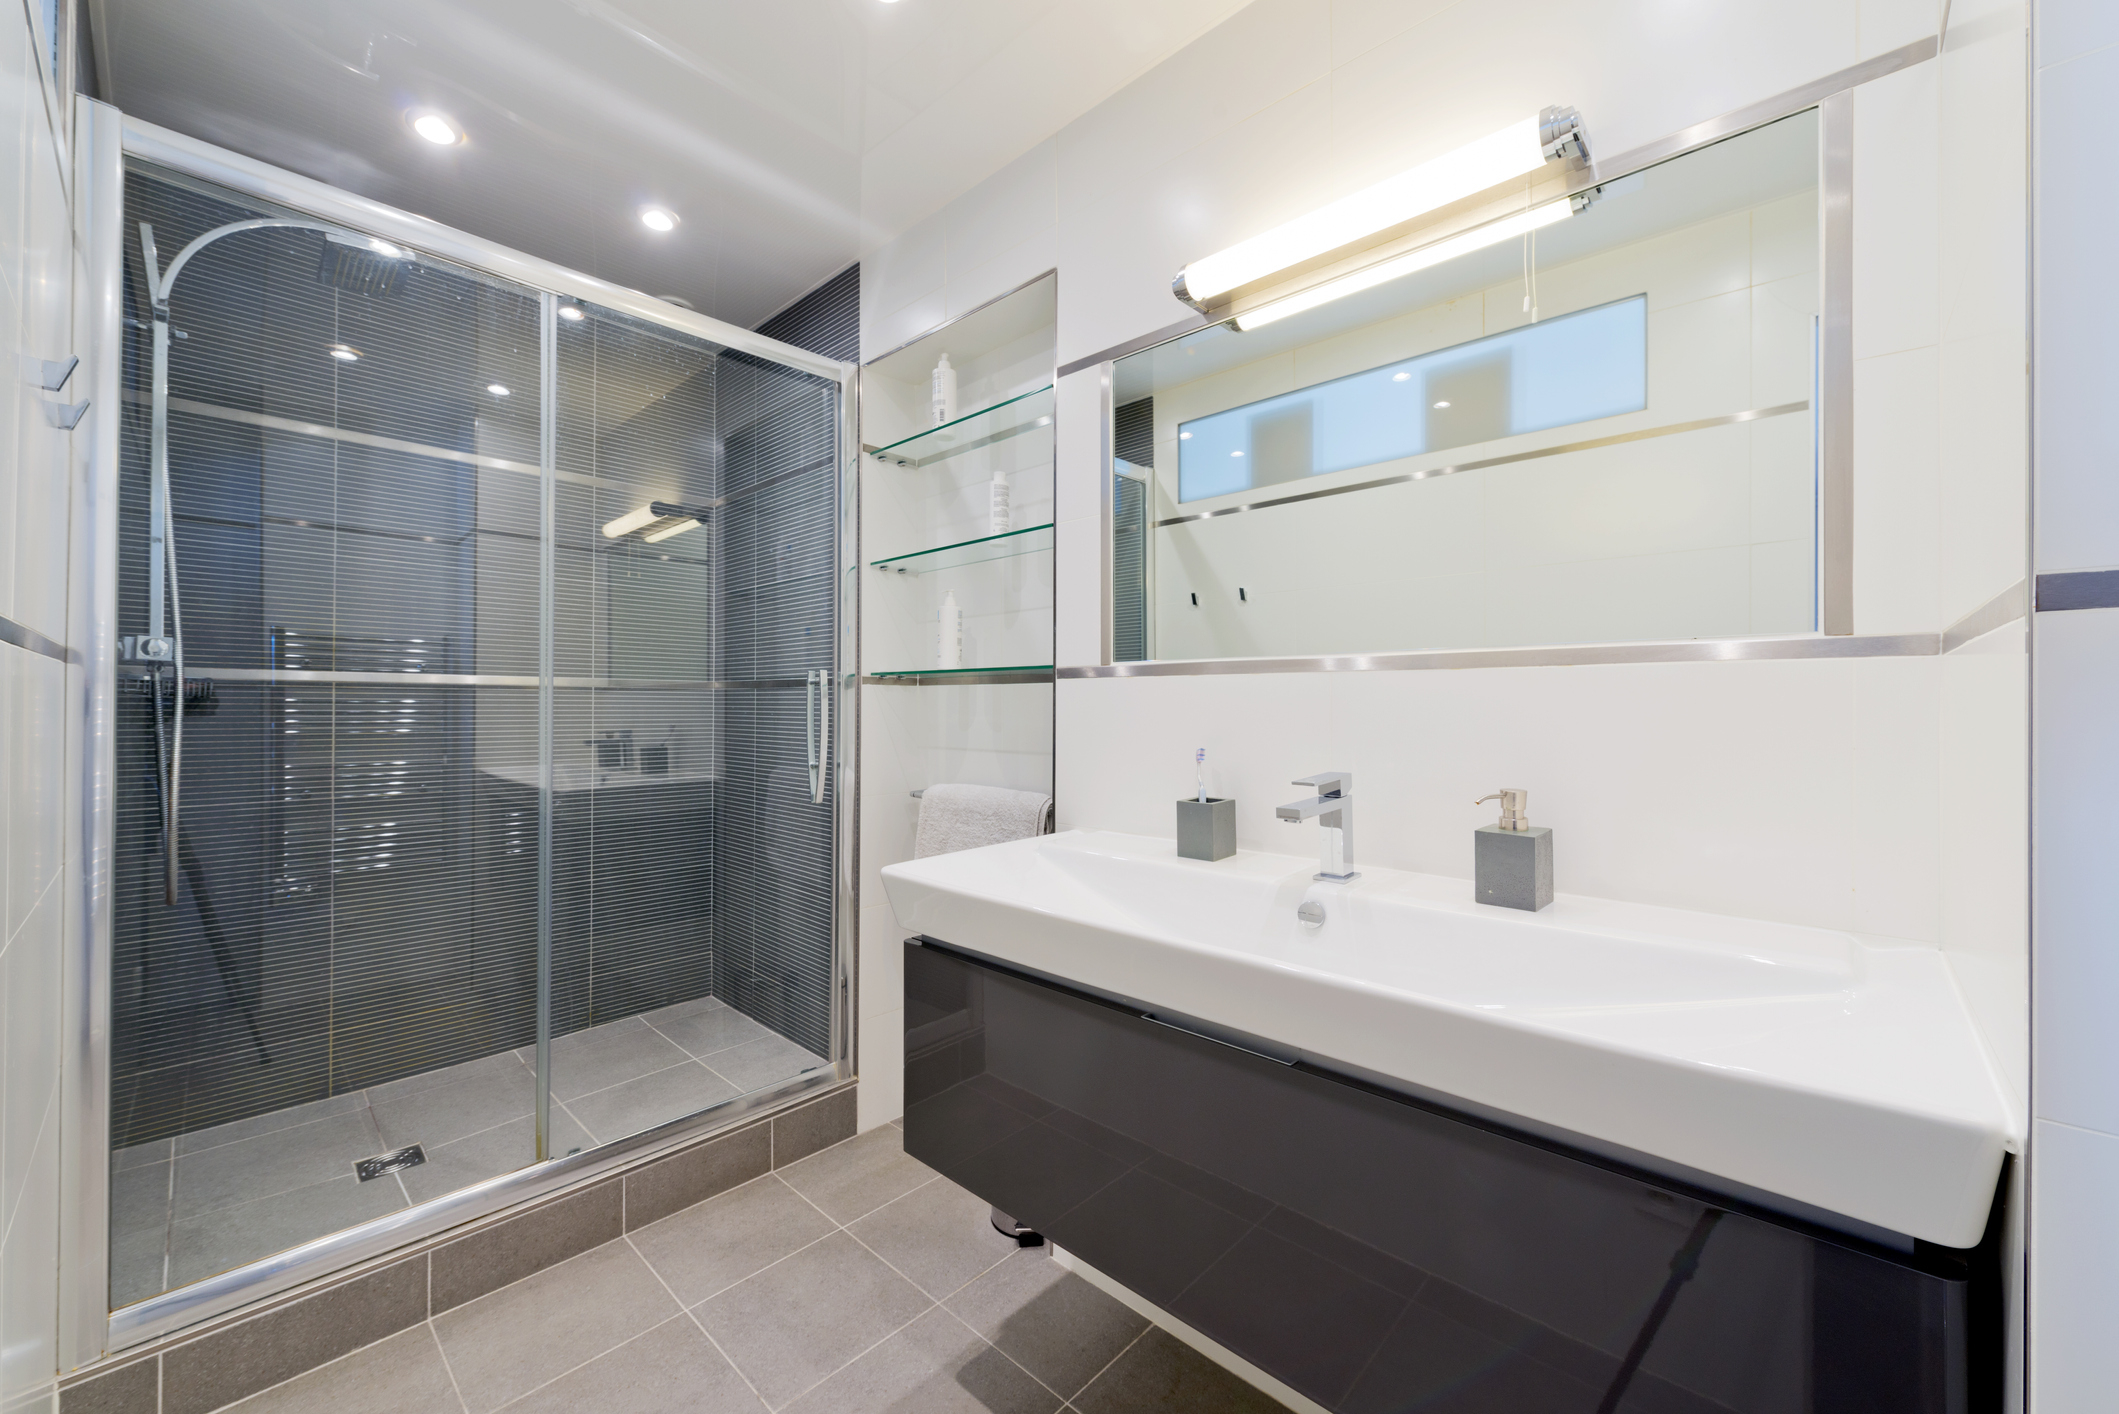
207 1123 1291 1414
111 997 830 1306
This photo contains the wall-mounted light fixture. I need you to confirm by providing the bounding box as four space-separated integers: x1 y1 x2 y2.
1175 106 1589 328
601 500 712 542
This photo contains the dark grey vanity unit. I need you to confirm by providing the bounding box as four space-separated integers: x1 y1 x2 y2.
903 939 2001 1414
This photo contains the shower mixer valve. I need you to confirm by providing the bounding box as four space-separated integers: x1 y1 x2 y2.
120 635 176 663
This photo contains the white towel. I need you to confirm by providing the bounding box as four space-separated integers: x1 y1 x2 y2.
913 783 1054 859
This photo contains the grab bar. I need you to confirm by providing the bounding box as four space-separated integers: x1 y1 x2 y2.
805 668 830 805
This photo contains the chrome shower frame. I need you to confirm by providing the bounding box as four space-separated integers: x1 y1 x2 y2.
60 96 862 1366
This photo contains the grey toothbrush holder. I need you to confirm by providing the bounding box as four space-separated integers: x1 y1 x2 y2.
1176 797 1237 861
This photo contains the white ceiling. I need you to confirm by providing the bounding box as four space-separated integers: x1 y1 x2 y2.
89 0 1253 331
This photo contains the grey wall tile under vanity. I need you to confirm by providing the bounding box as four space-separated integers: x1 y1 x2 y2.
771 1086 856 1167
159 1255 429 1414
59 1356 158 1414
623 1117 771 1230
429 1177 623 1314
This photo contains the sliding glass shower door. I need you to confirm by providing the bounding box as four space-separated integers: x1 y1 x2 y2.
106 163 846 1316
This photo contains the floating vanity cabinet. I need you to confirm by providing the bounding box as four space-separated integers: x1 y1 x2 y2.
903 940 1993 1414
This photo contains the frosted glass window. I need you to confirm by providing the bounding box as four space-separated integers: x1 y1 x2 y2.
1177 296 1647 503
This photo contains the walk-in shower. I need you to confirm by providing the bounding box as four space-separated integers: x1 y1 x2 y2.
69 109 856 1353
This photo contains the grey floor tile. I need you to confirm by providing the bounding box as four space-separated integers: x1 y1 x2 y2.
948 1251 1147 1401
637 995 728 1030
567 1063 741 1146
706 1035 832 1094
695 1231 932 1409
371 1060 536 1151
109 1222 170 1307
110 1160 170 1239
113 1139 173 1173
848 1176 1018 1300
502 1314 766 1414
536 1021 692 1101
176 1092 371 1157
777 1125 937 1225
646 1005 773 1060
629 1174 836 1307
369 1050 527 1106
783 1306 1059 1414
172 1109 386 1220
221 1324 461 1414
435 1239 680 1413
1069 1328 1291 1414
167 1173 408 1289
398 1110 593 1207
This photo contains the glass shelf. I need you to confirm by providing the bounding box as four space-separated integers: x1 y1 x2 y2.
866 385 1054 469
866 664 1054 682
871 522 1054 575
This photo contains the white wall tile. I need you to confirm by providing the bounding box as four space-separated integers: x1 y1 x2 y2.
2030 41 2119 574
945 230 1056 323
1941 638 2028 1108
2032 0 2119 70
2029 1120 2119 1409
1860 0 1941 57
1053 514 1101 669
0 882 58 1239
941 141 1055 279
858 901 908 1023
1851 62 1940 361
1851 656 1942 942
856 1009 904 1131
5 651 60 944
1852 346 1941 633
2031 607 2119 1135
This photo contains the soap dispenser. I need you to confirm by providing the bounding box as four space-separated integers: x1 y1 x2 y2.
1473 789 1552 911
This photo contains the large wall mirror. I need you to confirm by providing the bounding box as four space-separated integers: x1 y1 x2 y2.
1110 108 1822 662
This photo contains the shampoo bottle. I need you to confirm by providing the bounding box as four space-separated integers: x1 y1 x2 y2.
936 590 963 669
931 354 957 425
988 474 1011 534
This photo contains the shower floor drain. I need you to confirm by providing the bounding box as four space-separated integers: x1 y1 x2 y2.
355 1145 426 1182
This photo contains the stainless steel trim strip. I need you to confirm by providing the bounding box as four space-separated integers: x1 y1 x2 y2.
107 1069 853 1348
535 291 556 1164
119 668 810 690
1155 403 1809 529
2033 569 2119 613
1054 36 1941 382
119 114 852 384
861 670 1058 686
1063 633 1940 679
60 92 124 1372
1057 314 1212 381
1568 37 1939 194
1943 580 2028 651
1819 91 1855 634
0 612 71 663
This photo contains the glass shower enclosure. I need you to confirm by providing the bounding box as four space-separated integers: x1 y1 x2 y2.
74 114 855 1349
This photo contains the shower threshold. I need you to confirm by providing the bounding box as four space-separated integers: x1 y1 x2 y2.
109 995 836 1346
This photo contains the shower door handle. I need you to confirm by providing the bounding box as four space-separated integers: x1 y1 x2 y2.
806 668 829 805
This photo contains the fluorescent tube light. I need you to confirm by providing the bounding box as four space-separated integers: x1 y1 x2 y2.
643 517 700 544
1176 107 1584 308
1232 199 1574 331
601 505 660 539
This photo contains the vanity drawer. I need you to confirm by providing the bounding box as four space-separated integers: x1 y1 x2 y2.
903 938 1993 1414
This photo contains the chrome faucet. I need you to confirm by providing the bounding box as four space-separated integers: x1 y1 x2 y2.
1276 772 1357 882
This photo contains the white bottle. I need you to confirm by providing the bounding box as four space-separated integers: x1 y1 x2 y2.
931 354 957 426
988 475 1011 534
936 591 963 669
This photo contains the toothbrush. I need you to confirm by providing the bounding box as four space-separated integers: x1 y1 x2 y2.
1196 748 1208 804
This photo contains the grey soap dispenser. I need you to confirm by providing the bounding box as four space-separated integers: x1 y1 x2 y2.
1474 789 1552 911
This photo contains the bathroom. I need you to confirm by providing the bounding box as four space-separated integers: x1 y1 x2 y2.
0 0 2107 1409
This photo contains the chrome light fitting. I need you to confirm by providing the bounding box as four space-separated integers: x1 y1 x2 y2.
601 500 710 542
1174 106 1589 330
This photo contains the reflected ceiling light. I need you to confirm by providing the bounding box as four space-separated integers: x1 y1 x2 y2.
1231 199 1573 332
640 207 679 233
643 517 701 544
1433 400 1451 409
1231 450 1244 458
602 505 660 539
1392 372 1411 382
410 111 462 146
1175 108 1583 310
558 302 586 322
486 383 510 397
327 343 361 362
1179 431 1192 440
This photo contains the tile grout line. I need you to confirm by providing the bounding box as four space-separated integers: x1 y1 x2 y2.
1070 1324 1152 1408
623 1233 775 1413
425 1318 472 1414
482 1306 696 1414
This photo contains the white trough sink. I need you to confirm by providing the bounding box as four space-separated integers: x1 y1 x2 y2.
882 829 2016 1248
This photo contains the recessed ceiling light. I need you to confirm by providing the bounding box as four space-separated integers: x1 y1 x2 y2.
327 344 360 363
1231 450 1244 458
1179 431 1192 440
1433 400 1451 409
1392 371 1411 382
487 383 510 397
640 207 678 233
558 303 586 322
410 111 461 146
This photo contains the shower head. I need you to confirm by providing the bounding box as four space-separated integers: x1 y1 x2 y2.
318 232 410 296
